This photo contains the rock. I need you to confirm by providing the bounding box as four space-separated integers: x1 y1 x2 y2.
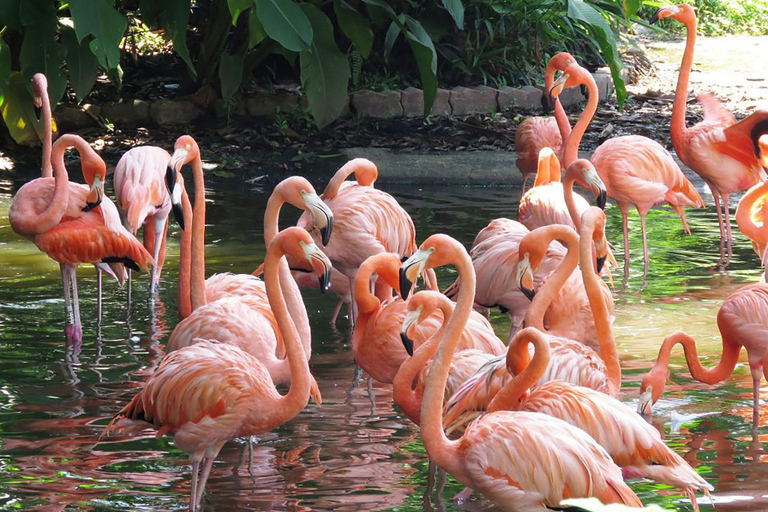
431 89 452 117
54 105 98 131
593 72 614 103
246 92 299 117
401 87 452 117
351 90 403 118
102 100 150 127
498 85 543 111
450 86 497 116
149 100 204 126
558 86 583 107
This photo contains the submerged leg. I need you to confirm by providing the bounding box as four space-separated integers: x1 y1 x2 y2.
348 276 357 328
639 208 649 277
149 214 167 293
753 376 762 430
195 442 225 510
61 264 75 338
723 193 733 267
619 203 630 282
712 191 726 267
189 460 200 512
329 297 343 326
70 267 83 341
96 268 103 325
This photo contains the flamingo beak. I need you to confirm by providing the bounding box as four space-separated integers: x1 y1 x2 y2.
303 191 333 246
400 308 421 357
34 105 42 121
400 249 431 299
302 241 332 293
517 253 535 301
595 236 608 273
547 73 568 106
638 387 654 416
170 147 189 174
83 175 104 212
165 167 185 231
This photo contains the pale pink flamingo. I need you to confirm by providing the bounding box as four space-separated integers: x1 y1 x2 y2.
514 52 576 191
352 253 503 384
399 234 642 510
487 327 713 506
638 283 768 427
103 227 327 511
442 208 620 430
113 145 172 293
394 290 504 425
9 134 153 341
551 61 704 276
653 4 768 267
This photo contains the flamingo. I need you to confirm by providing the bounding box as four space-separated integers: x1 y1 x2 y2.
735 132 768 274
486 327 713 506
399 235 642 511
102 227 329 511
296 158 433 323
8 133 153 341
113 145 172 294
352 253 503 384
638 283 768 427
394 290 504 425
652 4 768 268
442 207 620 431
514 52 576 192
550 61 704 276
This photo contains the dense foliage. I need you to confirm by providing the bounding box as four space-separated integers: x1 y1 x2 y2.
1 0 645 138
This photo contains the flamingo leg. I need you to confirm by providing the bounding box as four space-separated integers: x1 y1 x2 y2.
149 214 167 294
329 297 343 325
347 276 358 328
126 269 132 308
189 460 200 512
619 203 631 279
639 208 649 277
96 268 103 324
61 264 75 334
712 191 726 266
194 457 216 510
723 193 733 267
753 375 762 429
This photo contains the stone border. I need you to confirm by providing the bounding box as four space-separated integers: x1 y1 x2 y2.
54 69 618 130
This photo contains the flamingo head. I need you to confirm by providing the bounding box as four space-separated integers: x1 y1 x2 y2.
651 4 695 25
582 207 609 273
567 159 607 210
170 135 200 173
637 367 668 416
348 158 378 187
401 290 445 356
544 52 577 109
275 176 333 245
275 227 332 293
547 61 590 106
32 73 48 120
516 230 553 301
81 148 107 212
400 234 464 298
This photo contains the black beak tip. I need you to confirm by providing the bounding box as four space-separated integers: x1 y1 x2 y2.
172 203 185 230
540 92 552 112
165 167 176 194
597 190 607 210
650 8 662 24
34 105 42 121
521 286 536 302
319 268 331 293
83 200 100 212
320 217 332 246
596 255 607 274
400 332 414 357
399 267 413 299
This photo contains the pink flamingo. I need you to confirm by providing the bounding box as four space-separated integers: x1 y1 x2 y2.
551 61 704 276
394 290 505 425
113 145 172 293
638 283 768 427
735 133 768 275
9 133 153 341
442 208 620 430
103 227 327 511
514 52 576 191
352 253 503 384
653 4 768 267
486 327 713 506
399 234 642 510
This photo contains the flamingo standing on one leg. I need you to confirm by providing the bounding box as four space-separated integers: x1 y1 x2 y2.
8 134 154 340
352 253 503 384
652 4 768 268
102 227 329 511
113 145 172 295
551 61 705 277
399 235 642 511
486 327 713 506
514 52 577 192
638 283 768 428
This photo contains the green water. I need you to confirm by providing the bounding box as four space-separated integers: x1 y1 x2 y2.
0 162 766 511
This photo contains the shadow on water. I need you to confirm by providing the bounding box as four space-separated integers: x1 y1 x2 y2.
0 160 767 511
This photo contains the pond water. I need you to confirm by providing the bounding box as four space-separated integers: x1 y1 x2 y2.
0 159 766 512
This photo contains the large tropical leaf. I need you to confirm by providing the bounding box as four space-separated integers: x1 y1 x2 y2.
0 40 11 101
0 0 21 30
68 0 127 71
60 25 99 102
140 0 196 77
19 19 67 105
299 4 350 127
248 11 268 48
441 0 464 30
404 17 438 116
334 0 373 58
219 52 244 103
0 72 45 144
227 0 253 25
256 0 313 52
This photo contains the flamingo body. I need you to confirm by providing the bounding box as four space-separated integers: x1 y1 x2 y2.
515 117 564 187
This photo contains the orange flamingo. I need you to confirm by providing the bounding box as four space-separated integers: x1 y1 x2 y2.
113 145 172 293
487 327 713 506
9 134 153 340
103 227 327 511
514 52 575 192
551 61 704 276
735 132 768 274
638 283 768 427
442 208 620 430
394 290 505 425
653 4 768 267
352 253 503 384
399 234 642 510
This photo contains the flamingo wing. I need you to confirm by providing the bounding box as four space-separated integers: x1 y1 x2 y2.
711 110 768 176
113 147 172 232
696 93 736 127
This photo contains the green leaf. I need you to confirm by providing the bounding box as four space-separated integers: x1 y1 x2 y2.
256 0 313 52
360 0 397 20
0 72 45 144
0 0 21 30
163 0 196 77
0 40 11 99
333 0 373 58
440 0 464 29
623 0 641 20
248 10 268 48
403 17 437 116
19 19 67 105
228 0 254 25
60 26 99 102
219 52 244 102
68 0 127 70
138 0 164 24
19 0 55 27
383 20 402 63
299 4 350 128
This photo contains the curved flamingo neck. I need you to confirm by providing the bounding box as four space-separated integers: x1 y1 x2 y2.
553 99 571 141
420 245 474 480
40 89 53 179
670 16 697 157
178 185 193 320
562 172 582 231
487 329 550 412
264 189 287 245
260 236 310 427
579 215 620 393
649 331 740 387
323 160 376 199
563 74 599 166
735 182 768 243
524 226 579 330
354 259 383 315
189 155 207 310
532 153 560 187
